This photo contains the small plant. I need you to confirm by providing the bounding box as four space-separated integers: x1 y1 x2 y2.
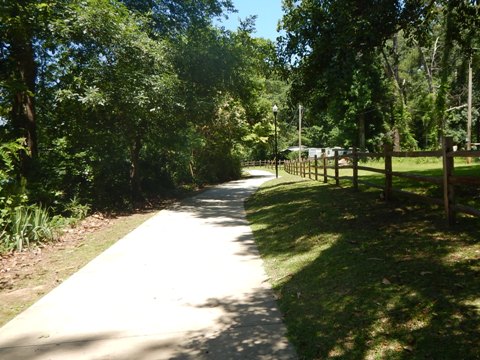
63 196 90 225
1 205 57 253
31 206 55 242
10 206 32 251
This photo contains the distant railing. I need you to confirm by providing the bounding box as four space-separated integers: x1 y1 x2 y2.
242 160 285 169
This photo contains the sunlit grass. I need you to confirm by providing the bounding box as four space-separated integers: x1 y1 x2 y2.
246 169 480 359
302 156 480 211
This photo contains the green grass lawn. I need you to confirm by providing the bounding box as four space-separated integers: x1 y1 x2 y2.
245 168 480 359
325 157 480 209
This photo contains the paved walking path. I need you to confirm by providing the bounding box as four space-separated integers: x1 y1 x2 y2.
0 170 297 360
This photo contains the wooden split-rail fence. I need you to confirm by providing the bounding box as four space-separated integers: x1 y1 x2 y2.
244 137 480 226
242 160 285 168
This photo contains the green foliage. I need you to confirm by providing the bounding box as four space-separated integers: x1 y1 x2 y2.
280 1 480 152
0 0 285 251
31 137 93 208
0 140 57 252
63 196 90 221
1 0 477 225
0 139 27 210
0 140 29 240
285 150 308 161
1 205 56 253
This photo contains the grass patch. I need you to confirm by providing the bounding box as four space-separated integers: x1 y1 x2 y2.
246 169 480 359
328 157 480 209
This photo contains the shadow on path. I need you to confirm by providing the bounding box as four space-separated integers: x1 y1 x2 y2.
0 170 297 359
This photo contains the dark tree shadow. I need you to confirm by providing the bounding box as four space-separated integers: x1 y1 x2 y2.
246 180 480 359
0 292 296 359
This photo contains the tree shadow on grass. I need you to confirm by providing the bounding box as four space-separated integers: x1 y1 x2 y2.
359 164 480 208
247 180 480 359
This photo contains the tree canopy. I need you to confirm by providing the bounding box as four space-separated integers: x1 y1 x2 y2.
279 0 479 150
0 0 478 245
1 0 284 211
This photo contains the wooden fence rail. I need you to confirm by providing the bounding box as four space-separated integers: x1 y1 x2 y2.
242 160 285 169
275 137 480 226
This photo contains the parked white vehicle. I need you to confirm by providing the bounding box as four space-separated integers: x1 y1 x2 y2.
307 147 353 158
325 147 352 157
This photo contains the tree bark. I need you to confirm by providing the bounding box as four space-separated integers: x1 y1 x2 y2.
381 36 406 105
8 1 38 175
130 135 142 201
358 113 366 151
393 127 401 151
418 45 434 94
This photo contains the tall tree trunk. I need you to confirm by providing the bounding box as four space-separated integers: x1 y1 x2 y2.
381 35 406 106
9 1 38 175
393 128 401 151
436 4 455 140
358 113 366 151
130 135 142 202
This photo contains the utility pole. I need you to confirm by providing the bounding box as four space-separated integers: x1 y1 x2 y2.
298 104 303 163
467 56 473 164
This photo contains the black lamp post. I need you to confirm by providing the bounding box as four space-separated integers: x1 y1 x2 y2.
273 104 278 178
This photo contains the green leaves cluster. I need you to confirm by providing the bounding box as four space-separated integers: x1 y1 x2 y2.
0 139 56 252
1 0 282 239
279 0 480 151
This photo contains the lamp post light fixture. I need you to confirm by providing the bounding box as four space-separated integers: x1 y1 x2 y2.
273 104 279 178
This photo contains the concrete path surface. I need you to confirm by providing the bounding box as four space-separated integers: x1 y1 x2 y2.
0 170 297 360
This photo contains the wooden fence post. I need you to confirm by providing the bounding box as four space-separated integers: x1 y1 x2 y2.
384 144 393 201
308 159 311 179
314 155 318 181
334 150 339 186
303 160 306 177
443 136 455 226
323 154 328 183
352 147 358 190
